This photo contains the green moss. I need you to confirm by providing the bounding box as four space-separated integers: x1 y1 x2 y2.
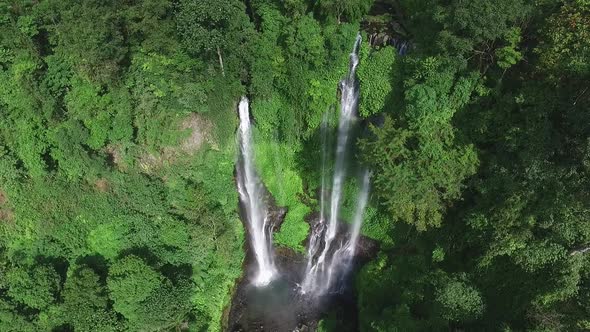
253 138 313 253
274 204 311 253
254 139 304 208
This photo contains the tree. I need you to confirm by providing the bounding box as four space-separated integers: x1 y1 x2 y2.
315 0 374 23
399 0 531 69
176 0 255 77
435 275 484 321
0 298 37 332
107 255 163 322
536 0 590 80
41 0 128 83
107 255 193 330
59 267 119 332
5 265 60 310
357 44 398 117
285 14 326 69
360 57 479 230
0 54 49 178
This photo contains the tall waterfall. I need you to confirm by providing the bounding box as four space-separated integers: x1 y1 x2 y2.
301 33 370 295
236 97 276 286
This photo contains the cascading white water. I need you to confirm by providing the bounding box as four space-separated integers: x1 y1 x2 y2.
236 97 277 286
303 111 331 281
301 33 369 295
331 170 371 264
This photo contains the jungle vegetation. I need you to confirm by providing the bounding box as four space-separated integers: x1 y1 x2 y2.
0 0 588 331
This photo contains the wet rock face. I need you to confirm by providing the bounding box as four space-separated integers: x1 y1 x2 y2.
354 232 380 263
268 205 287 232
304 213 380 263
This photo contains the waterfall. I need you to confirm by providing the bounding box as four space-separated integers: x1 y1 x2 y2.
347 171 371 256
236 97 277 286
331 170 371 265
303 110 332 283
301 33 370 295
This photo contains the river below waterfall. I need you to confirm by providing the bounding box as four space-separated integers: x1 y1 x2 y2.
226 246 362 332
226 209 379 331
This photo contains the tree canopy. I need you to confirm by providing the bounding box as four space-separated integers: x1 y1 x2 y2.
0 0 588 331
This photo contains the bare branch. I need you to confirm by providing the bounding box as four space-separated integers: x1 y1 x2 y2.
570 246 590 256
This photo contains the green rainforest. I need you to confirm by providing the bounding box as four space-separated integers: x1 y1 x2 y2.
0 0 589 331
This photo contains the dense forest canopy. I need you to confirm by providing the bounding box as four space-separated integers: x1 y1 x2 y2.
0 0 588 331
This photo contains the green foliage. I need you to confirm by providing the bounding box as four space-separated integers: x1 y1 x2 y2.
127 50 211 114
0 302 36 332
357 44 397 117
274 204 311 252
59 267 119 332
286 14 326 68
5 265 60 310
255 141 304 206
360 58 479 230
2 0 589 331
107 256 162 317
434 0 531 55
435 275 484 321
432 246 445 263
176 0 249 54
0 55 48 177
176 0 256 79
88 220 128 260
357 250 438 331
536 0 590 79
251 9 355 145
315 0 374 23
495 27 523 70
253 138 311 252
357 1 590 330
108 255 193 330
249 6 286 99
65 78 114 149
42 0 128 83
1 1 247 331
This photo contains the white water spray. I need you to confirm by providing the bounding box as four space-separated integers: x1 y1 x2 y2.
301 33 370 295
303 111 332 281
332 170 371 263
236 97 277 286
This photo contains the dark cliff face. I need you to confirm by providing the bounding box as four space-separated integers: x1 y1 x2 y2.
303 212 380 262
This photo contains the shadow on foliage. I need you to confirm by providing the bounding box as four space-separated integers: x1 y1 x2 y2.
75 254 109 282
36 255 69 283
118 246 161 267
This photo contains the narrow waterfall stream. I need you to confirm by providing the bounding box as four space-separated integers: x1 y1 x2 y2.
330 170 371 269
236 97 277 287
303 111 332 286
301 33 371 295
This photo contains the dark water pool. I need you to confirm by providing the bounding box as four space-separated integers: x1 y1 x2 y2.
236 277 301 331
227 271 359 332
227 215 378 332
